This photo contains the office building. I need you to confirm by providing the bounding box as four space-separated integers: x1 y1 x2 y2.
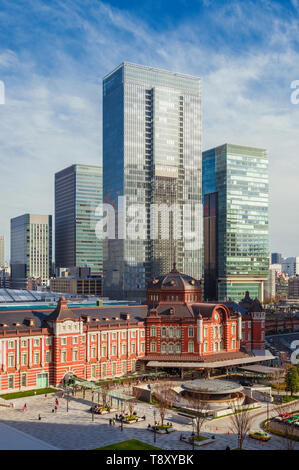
10 214 52 289
55 164 103 276
271 252 282 265
0 236 5 268
103 62 202 298
288 276 299 299
203 144 269 302
281 257 299 277
50 267 102 296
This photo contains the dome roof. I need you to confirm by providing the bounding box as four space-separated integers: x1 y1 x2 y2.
148 264 201 291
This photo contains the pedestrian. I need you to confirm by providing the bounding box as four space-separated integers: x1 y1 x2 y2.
38 414 41 421
109 418 112 426
55 398 59 406
23 403 27 412
55 405 58 412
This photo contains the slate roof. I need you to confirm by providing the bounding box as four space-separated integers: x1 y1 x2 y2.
147 264 201 291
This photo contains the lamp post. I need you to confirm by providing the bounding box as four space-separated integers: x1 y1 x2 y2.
153 409 157 443
66 388 70 412
192 420 195 450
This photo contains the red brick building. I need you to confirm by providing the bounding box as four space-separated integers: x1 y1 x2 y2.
0 267 267 393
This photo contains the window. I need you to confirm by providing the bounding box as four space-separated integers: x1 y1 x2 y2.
61 337 67 346
21 373 27 387
61 350 67 363
176 327 181 338
248 322 251 329
140 342 145 353
176 343 181 353
140 330 145 337
161 327 166 337
168 343 174 354
232 338 236 349
161 343 167 353
131 330 136 338
102 363 106 377
91 365 97 378
231 324 236 335
204 341 208 352
261 320 265 328
8 341 14 349
121 344 126 355
91 334 97 342
150 341 156 352
21 353 27 366
101 345 107 356
46 350 52 362
169 327 173 338
8 375 14 389
102 333 107 340
122 331 126 339
188 327 194 338
188 341 194 353
150 327 156 337
45 337 52 346
111 345 117 356
122 361 126 374
261 332 265 340
131 343 136 354
204 326 208 337
72 336 78 345
21 339 27 348
112 363 117 376
33 339 40 347
33 352 40 364
112 332 116 340
8 354 14 367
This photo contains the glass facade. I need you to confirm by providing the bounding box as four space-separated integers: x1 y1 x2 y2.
10 214 52 288
103 63 202 299
55 165 102 275
203 144 269 302
0 236 5 268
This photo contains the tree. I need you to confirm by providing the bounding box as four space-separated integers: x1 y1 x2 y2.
285 367 299 396
229 403 253 450
189 397 210 437
153 382 175 426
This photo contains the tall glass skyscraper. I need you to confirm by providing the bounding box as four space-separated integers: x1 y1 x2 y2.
102 63 202 299
0 235 5 268
55 164 103 275
10 214 52 288
203 144 269 302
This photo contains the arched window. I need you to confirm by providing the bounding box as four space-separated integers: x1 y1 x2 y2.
161 327 166 337
176 343 181 353
188 341 194 353
168 343 174 354
161 343 167 353
169 327 173 338
150 341 156 352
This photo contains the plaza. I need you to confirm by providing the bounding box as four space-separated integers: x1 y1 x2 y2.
0 383 298 450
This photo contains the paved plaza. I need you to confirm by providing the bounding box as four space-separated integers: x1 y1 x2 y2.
0 385 298 450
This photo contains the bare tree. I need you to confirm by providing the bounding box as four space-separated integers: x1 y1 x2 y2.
188 397 210 437
153 382 176 426
229 402 254 450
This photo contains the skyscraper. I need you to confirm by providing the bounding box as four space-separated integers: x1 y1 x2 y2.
10 214 52 289
0 235 5 268
55 164 103 275
102 62 202 299
271 252 282 265
203 144 269 302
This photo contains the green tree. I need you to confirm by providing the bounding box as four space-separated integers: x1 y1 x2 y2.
285 367 299 396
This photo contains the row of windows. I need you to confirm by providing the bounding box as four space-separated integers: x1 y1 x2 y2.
7 351 52 366
7 338 52 349
150 339 238 353
150 324 237 338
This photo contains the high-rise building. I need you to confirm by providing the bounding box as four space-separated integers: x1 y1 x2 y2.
203 144 269 302
281 257 299 277
103 62 202 299
55 164 103 276
0 235 5 268
10 214 52 289
271 252 282 265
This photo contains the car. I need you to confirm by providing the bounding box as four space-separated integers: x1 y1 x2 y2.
279 413 290 420
249 431 271 441
240 380 253 387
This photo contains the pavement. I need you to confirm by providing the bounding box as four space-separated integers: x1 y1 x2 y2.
0 386 298 450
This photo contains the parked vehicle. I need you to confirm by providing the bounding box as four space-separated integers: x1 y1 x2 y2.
240 380 253 387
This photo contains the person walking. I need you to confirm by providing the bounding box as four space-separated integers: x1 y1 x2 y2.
55 397 59 406
23 403 27 412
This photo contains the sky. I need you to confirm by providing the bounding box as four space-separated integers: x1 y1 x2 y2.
0 0 298 262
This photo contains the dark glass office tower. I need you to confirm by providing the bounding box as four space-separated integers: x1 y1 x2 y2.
103 63 202 299
55 165 102 275
203 144 269 302
271 253 282 265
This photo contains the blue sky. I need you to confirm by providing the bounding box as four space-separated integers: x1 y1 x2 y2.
0 0 298 261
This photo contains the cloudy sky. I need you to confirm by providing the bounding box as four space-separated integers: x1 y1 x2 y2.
0 0 298 262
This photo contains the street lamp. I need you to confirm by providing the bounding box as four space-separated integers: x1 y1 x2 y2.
153 409 157 443
66 388 70 412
